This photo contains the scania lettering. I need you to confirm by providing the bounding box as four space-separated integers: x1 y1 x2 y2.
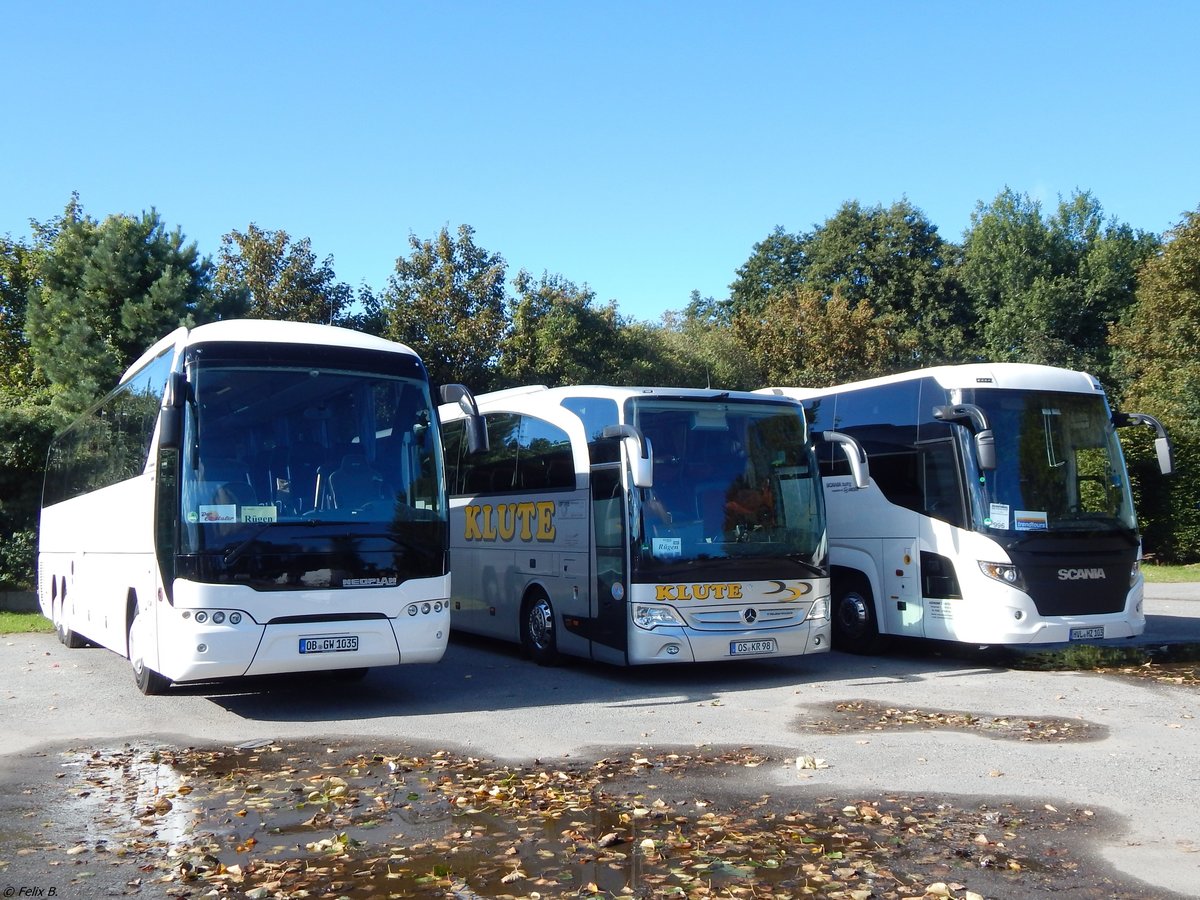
1059 568 1107 581
439 385 868 666
38 320 481 693
761 364 1172 651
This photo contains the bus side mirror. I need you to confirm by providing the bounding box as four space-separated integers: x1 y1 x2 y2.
822 430 871 490
440 383 489 454
975 430 996 472
933 404 996 471
158 371 187 450
1113 412 1174 476
602 424 653 488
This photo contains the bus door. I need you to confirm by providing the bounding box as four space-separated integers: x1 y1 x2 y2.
588 462 629 663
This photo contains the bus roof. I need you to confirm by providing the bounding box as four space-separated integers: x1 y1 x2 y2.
759 362 1105 401
121 320 420 384
467 384 801 413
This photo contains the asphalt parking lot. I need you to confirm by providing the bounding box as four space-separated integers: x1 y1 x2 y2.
1 583 1198 898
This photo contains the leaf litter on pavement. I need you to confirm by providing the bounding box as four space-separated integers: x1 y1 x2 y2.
5 739 1167 899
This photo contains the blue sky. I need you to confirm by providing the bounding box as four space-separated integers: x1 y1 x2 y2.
4 1 1198 323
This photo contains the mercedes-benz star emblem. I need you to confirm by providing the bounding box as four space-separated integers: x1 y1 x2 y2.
743 608 758 624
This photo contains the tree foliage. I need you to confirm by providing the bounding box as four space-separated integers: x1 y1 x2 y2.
961 189 1158 386
653 291 759 390
495 271 626 389
0 403 67 588
0 234 46 401
213 224 353 325
1110 209 1200 561
380 225 507 390
25 197 216 412
731 284 904 388
730 201 971 369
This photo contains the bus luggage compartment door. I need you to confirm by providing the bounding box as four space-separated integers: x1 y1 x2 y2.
882 539 922 637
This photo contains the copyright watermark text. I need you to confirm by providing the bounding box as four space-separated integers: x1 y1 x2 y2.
3 888 58 897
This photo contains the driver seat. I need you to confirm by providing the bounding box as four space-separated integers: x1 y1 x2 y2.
326 453 388 509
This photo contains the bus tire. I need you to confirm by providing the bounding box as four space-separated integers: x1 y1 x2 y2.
521 592 560 666
832 576 887 655
128 611 171 695
55 586 87 648
56 610 87 649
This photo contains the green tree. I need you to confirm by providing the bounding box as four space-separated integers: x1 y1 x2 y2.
380 225 508 390
213 224 352 325
495 271 626 388
0 234 45 401
654 291 760 390
731 284 905 388
961 188 1158 384
25 197 216 412
0 404 67 588
1110 208 1200 561
730 201 971 369
728 226 807 317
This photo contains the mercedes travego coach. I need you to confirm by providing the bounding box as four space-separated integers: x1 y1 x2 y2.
439 385 868 666
39 320 481 693
762 363 1173 653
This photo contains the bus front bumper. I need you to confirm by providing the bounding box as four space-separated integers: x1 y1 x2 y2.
627 620 830 664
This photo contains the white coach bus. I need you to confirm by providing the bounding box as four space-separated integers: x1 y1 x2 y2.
438 385 868 666
762 364 1173 652
39 319 481 693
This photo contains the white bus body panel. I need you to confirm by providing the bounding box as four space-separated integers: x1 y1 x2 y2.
822 477 1145 646
38 473 157 653
152 575 450 681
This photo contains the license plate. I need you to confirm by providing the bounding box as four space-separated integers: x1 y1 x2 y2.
730 639 777 656
1069 626 1105 641
299 636 359 654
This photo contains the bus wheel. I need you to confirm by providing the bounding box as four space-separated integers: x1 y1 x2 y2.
56 613 87 649
129 613 171 695
521 593 560 666
832 578 886 655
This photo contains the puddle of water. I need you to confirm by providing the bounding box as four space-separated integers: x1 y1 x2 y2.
55 742 1107 899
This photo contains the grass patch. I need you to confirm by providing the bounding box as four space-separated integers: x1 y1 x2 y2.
0 610 54 635
1142 562 1200 583
1006 642 1200 685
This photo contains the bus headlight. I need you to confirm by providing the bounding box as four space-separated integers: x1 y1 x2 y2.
634 605 682 629
806 598 830 621
1130 558 1141 587
979 561 1022 587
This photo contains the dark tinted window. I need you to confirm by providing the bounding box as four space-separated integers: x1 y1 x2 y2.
811 378 966 527
560 396 620 464
43 347 174 506
447 413 574 496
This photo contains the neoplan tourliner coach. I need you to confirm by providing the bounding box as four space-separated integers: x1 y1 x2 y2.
39 320 482 693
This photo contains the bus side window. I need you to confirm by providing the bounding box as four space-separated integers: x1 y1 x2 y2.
516 415 573 491
441 419 468 496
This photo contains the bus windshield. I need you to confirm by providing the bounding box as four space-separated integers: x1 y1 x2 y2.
630 400 826 573
180 355 445 573
966 389 1137 534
